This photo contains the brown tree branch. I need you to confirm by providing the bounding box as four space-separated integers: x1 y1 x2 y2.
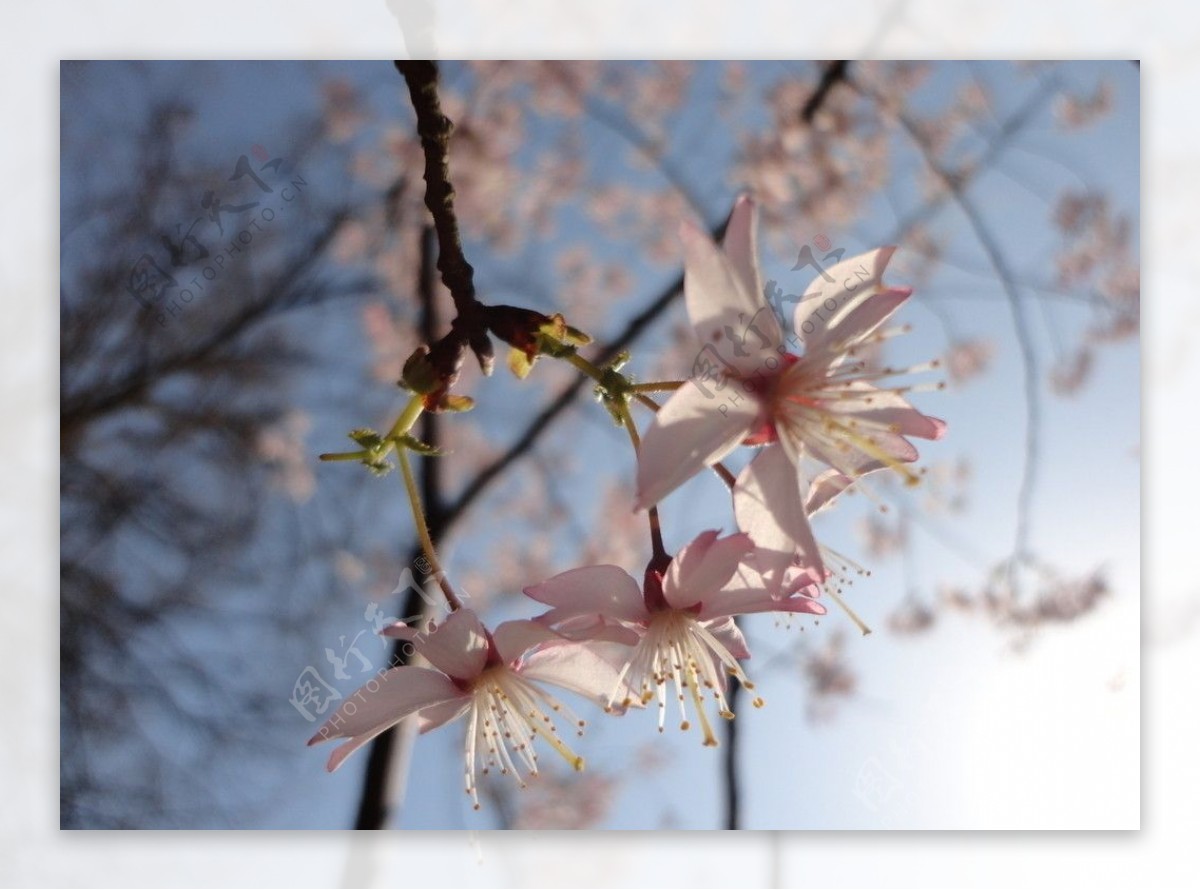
802 60 851 123
395 60 494 376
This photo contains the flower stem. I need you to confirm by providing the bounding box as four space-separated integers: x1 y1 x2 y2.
617 401 667 561
561 350 606 383
711 463 737 491
632 392 661 412
560 351 678 410
318 450 370 462
387 395 427 441
630 381 684 393
397 444 463 612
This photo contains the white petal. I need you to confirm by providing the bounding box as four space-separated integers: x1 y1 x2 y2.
524 565 647 624
821 380 947 441
806 469 854 515
722 195 782 348
533 612 642 646
681 215 781 375
380 621 420 641
492 619 566 665
704 616 751 660
324 732 382 773
520 640 640 711
308 665 464 749
733 444 823 595
793 246 896 352
805 428 918 477
663 530 754 610
700 585 826 621
415 698 471 734
414 608 488 681
635 381 759 509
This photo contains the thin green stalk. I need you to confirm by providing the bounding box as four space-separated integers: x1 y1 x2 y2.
398 445 463 611
617 401 667 561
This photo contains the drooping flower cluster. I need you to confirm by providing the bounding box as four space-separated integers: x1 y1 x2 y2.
311 194 946 812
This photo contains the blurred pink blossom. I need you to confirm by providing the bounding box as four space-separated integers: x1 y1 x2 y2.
255 410 315 503
945 338 995 385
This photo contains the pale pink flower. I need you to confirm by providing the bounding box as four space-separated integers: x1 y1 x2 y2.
525 531 824 746
945 338 995 385
858 513 907 560
308 608 628 810
255 410 315 503
1049 347 1093 395
801 629 857 722
887 598 937 635
320 78 367 144
1055 81 1114 129
635 195 945 585
511 771 618 830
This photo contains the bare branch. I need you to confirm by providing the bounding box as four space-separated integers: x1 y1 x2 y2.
395 60 493 375
802 61 851 123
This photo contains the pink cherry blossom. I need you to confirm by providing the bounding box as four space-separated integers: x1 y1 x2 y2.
635 194 945 583
308 608 628 810
524 531 825 746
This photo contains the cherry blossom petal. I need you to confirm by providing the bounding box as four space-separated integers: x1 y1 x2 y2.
323 732 383 774
380 621 421 641
806 469 854 515
699 585 826 621
722 194 782 348
414 698 470 734
681 216 781 375
810 287 912 368
413 608 489 681
734 444 823 595
308 665 465 762
705 616 751 659
663 530 755 610
524 565 647 624
805 428 919 478
520 640 640 712
821 380 947 441
635 381 760 509
830 284 911 335
794 246 896 350
492 618 567 665
532 612 642 646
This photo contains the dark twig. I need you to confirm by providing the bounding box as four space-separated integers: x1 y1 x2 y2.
395 60 493 376
802 61 851 123
724 677 742 829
